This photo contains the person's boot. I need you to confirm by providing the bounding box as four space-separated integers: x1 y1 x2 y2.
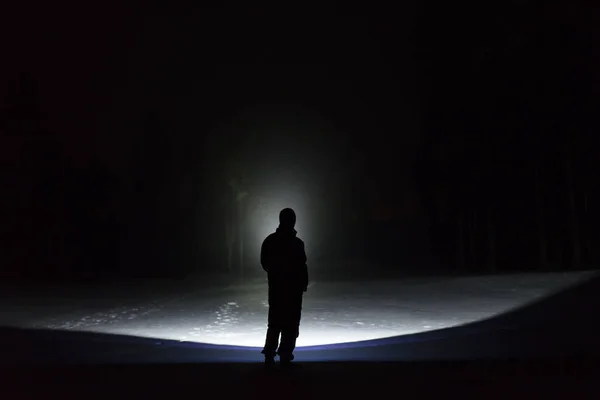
262 351 276 369
264 356 276 369
279 354 301 369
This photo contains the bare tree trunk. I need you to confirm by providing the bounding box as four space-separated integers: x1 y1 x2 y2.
565 156 581 269
227 244 233 274
488 208 496 272
226 221 234 274
457 216 465 270
437 188 447 223
238 200 244 282
471 210 477 269
584 191 591 262
228 172 249 281
535 165 548 270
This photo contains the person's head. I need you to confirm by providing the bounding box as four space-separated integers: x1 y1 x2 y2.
279 208 296 229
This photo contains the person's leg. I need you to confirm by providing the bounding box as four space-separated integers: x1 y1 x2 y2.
262 292 282 361
278 293 303 363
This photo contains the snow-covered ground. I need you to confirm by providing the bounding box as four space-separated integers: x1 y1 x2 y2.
2 270 595 349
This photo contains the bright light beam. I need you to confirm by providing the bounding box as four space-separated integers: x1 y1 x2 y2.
19 272 595 349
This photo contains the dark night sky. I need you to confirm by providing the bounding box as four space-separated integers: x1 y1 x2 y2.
6 10 409 135
2 3 422 211
1 2 597 278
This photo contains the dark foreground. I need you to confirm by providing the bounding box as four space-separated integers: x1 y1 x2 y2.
3 271 600 398
4 359 600 398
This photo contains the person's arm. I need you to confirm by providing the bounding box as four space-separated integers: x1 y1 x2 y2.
300 242 308 292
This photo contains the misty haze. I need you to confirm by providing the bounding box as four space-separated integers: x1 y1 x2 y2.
1 3 599 396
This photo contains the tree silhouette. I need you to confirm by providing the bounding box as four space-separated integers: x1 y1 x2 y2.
225 159 249 281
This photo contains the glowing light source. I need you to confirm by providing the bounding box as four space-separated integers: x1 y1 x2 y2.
245 182 314 266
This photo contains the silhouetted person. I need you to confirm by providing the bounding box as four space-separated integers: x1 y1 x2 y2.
260 208 308 367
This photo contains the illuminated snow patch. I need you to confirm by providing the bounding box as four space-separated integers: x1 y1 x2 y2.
102 314 465 347
15 272 595 349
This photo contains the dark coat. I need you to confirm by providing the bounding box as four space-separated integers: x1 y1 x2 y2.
260 226 308 292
